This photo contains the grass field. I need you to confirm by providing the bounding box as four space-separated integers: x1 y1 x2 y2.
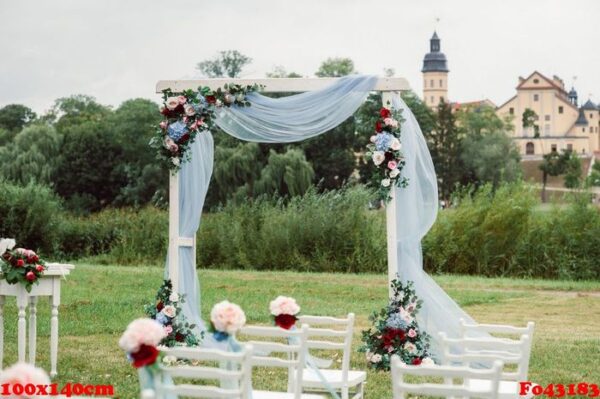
1 264 599 398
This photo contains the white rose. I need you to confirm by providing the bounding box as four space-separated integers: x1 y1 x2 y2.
421 357 435 366
403 342 417 354
370 135 378 143
224 94 235 104
184 104 196 116
236 94 245 102
390 138 401 151
371 354 382 363
269 296 301 316
365 351 373 362
166 97 180 110
162 305 177 318
169 293 179 302
211 300 246 334
381 178 391 187
215 99 223 107
372 151 385 166
389 169 400 178
171 158 180 166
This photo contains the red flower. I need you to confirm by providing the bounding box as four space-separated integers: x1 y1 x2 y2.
274 314 298 330
156 301 164 312
160 107 171 116
130 344 160 368
175 333 185 342
205 95 216 104
381 328 406 347
35 265 44 273
26 271 36 282
16 259 25 267
380 108 391 118
375 121 383 132
412 357 422 365
178 133 190 144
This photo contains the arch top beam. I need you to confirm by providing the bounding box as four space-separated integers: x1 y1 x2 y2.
156 77 411 94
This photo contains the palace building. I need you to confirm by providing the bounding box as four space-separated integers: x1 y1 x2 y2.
421 32 600 157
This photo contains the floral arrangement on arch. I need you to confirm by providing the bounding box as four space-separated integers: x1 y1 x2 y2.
365 107 408 202
144 280 201 347
0 239 47 293
269 296 301 330
209 300 246 342
359 278 433 370
150 83 261 171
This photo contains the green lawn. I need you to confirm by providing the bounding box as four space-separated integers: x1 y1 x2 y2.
1 264 599 398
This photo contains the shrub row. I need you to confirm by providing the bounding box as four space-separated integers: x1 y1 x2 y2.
1 180 599 279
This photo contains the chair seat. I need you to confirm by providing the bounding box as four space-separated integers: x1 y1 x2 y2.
468 379 536 399
253 390 326 399
301 368 367 389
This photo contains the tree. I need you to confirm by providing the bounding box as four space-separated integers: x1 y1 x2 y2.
563 151 582 189
539 151 568 202
49 95 112 133
0 104 37 132
315 57 355 77
522 108 540 138
0 124 62 185
458 106 521 189
196 50 252 78
429 100 464 201
586 161 600 187
266 66 302 78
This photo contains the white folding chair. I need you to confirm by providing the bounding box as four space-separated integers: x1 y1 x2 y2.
297 313 365 399
238 324 325 399
460 318 535 347
147 345 253 399
439 332 535 399
391 354 503 399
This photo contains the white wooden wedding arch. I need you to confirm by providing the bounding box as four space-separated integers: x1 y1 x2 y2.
155 77 411 295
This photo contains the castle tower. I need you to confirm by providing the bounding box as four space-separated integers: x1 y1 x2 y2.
422 31 449 108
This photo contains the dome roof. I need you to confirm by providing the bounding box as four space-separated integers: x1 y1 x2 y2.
575 108 588 126
582 99 597 110
422 31 449 73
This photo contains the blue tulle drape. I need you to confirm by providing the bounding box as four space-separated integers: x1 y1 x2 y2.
166 75 477 356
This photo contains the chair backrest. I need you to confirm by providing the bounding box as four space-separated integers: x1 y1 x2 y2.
298 313 355 378
391 354 503 399
439 332 532 382
238 324 310 399
459 318 535 341
152 345 253 399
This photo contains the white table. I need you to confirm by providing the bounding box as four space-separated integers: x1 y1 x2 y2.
0 263 74 377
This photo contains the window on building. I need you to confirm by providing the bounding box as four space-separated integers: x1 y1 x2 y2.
430 96 434 104
509 107 514 115
590 113 594 119
525 142 534 155
545 115 551 121
567 144 573 152
430 79 434 88
551 144 558 152
439 79 443 88
440 96 444 103
558 106 564 114
544 124 550 135
424 80 426 88
533 78 539 84
583 127 586 132
533 94 539 101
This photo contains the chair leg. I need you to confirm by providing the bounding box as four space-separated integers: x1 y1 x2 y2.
342 386 349 399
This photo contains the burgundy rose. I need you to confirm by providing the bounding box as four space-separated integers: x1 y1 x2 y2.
274 314 298 330
26 271 36 282
205 95 217 104
130 344 160 368
16 259 25 267
412 357 422 365
174 104 184 114
156 301 164 312
380 108 391 118
160 107 171 117
178 133 190 144
375 121 383 133
175 333 185 342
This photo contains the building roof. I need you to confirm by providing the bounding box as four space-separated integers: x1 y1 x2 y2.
422 31 449 73
575 108 588 126
582 99 597 110
516 71 568 95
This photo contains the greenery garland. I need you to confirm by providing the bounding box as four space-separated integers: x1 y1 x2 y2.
150 83 261 172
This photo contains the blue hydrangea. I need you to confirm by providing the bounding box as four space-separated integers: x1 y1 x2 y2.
386 312 408 329
375 133 393 151
156 312 169 325
167 120 188 141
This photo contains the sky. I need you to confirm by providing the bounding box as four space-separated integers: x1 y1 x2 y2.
1 0 599 114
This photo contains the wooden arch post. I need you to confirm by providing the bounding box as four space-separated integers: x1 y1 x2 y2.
156 77 410 294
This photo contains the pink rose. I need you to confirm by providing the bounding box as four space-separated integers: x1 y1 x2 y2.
387 161 397 170
165 97 180 111
164 325 173 335
210 301 246 335
0 362 50 392
269 296 301 316
119 318 166 354
159 121 168 130
177 95 187 104
184 104 196 116
408 329 417 338
384 117 399 128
